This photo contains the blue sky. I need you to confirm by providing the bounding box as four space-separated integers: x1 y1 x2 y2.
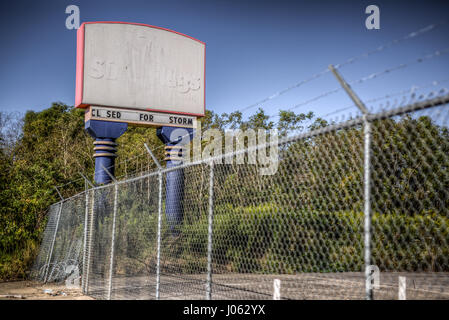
0 0 448 125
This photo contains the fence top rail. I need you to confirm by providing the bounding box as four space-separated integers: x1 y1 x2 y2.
50 93 449 196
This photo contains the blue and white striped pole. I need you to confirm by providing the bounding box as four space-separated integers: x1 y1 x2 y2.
85 119 128 184
157 126 193 236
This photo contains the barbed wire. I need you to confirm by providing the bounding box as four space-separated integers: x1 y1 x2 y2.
114 151 153 181
236 79 449 141
236 21 445 114
351 47 449 86
55 176 85 189
366 78 449 105
239 69 329 113
311 78 449 122
53 149 152 193
334 20 447 69
268 47 449 120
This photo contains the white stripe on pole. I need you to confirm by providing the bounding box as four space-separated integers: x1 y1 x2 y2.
398 276 406 300
273 279 281 300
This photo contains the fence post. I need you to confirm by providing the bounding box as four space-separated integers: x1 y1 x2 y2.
273 279 281 300
84 189 96 294
43 201 63 283
144 143 164 300
398 276 406 300
81 183 89 292
99 165 119 300
363 116 373 300
206 161 215 300
80 173 94 293
156 171 163 300
107 183 119 300
329 64 373 300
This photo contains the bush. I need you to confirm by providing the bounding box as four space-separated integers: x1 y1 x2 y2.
169 204 449 274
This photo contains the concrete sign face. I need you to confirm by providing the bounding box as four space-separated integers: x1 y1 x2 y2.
76 22 205 117
85 106 197 128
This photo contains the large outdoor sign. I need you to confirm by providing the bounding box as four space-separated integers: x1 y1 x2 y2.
85 106 197 128
75 22 205 118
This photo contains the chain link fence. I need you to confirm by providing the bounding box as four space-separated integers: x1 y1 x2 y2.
31 93 449 300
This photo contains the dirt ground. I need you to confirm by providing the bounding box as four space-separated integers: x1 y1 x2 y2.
2 272 449 300
0 280 93 300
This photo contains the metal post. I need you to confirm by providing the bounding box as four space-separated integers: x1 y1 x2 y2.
206 161 214 300
329 64 373 300
81 182 89 292
144 142 163 300
101 165 118 183
144 143 162 170
79 172 95 189
363 116 373 300
107 183 119 300
43 201 63 283
155 171 163 300
84 189 95 294
398 276 406 300
328 65 369 115
79 173 94 293
54 186 64 201
273 279 281 300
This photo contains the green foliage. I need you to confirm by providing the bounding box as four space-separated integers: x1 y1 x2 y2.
371 115 449 215
0 103 163 280
160 204 449 274
1 102 448 281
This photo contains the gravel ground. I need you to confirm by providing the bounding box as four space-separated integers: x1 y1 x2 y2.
3 272 449 300
92 272 449 300
0 280 93 300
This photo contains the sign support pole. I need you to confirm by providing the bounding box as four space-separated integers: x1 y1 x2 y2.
85 119 128 185
156 126 194 236
84 119 127 298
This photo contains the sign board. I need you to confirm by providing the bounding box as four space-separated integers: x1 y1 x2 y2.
85 106 197 128
75 22 205 117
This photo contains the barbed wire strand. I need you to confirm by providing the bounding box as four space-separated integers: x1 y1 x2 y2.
268 47 449 120
237 21 446 114
334 20 447 69
298 77 449 124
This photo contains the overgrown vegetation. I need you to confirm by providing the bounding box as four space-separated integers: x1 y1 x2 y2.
1 102 448 280
0 103 314 280
0 103 162 280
